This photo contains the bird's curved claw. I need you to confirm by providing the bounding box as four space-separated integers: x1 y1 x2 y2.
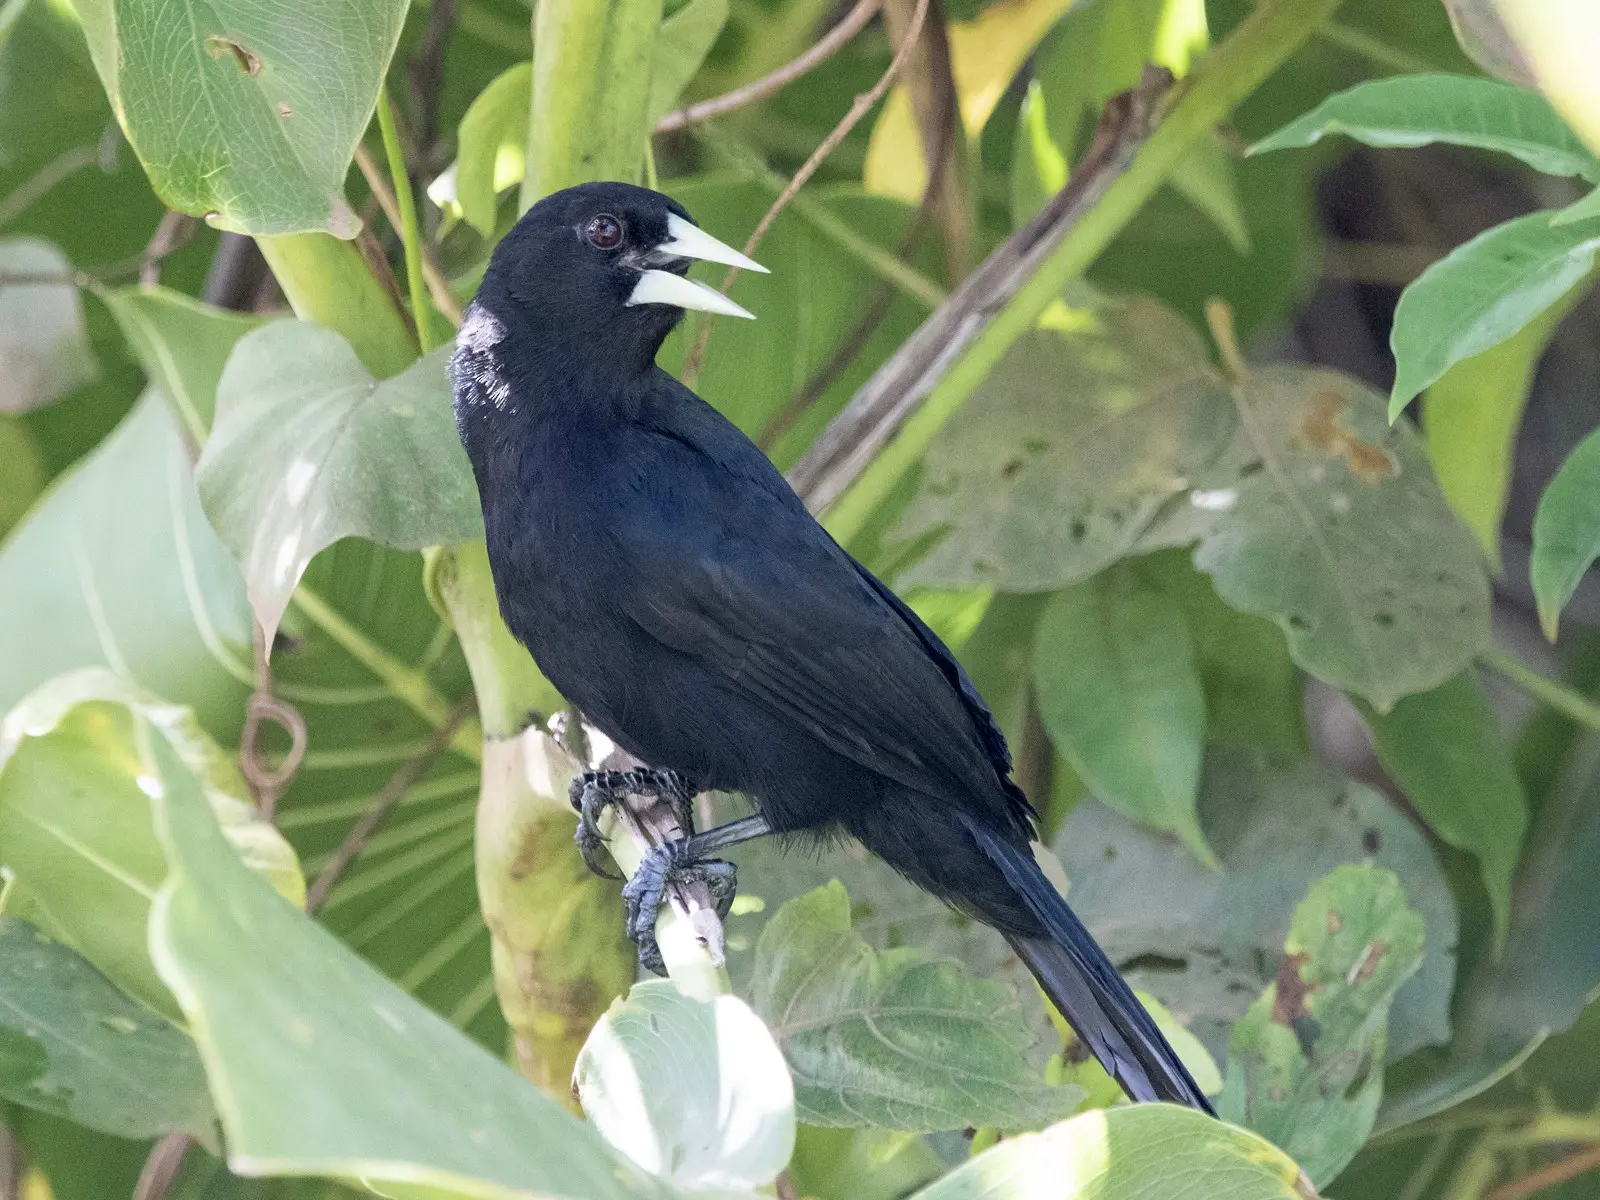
621 841 737 975
568 768 696 880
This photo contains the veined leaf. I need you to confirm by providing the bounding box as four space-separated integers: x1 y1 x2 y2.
196 324 481 643
1250 75 1600 181
71 0 408 235
0 916 215 1144
748 882 1081 1132
1390 210 1600 416
1531 425 1600 640
1220 866 1425 1186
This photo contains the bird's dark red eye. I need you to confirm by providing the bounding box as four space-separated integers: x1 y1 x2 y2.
585 213 624 249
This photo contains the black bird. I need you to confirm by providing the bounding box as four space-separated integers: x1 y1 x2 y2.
450 180 1213 1112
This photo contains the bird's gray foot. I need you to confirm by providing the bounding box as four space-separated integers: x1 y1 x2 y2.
621 840 738 975
568 768 696 879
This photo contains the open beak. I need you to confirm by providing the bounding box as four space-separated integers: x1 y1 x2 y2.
626 212 769 320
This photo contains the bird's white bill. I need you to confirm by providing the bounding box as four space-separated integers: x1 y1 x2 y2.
627 269 756 319
657 213 770 273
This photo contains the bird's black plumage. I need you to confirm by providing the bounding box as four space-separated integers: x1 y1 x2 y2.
450 181 1213 1112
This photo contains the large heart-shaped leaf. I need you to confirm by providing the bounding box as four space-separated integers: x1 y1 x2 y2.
0 916 215 1144
748 882 1081 1132
197 323 481 642
72 0 408 235
575 980 793 1194
1220 866 1425 1186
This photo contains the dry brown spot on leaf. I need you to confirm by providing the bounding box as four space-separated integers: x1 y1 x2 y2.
1271 951 1315 1025
1347 939 1390 986
204 35 262 76
277 102 293 118
1298 392 1397 484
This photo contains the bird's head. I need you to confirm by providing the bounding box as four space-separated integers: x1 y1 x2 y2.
471 181 767 373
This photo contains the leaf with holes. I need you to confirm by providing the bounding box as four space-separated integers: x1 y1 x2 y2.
908 1104 1304 1200
0 238 96 413
1390 210 1600 415
748 882 1081 1131
0 668 303 1020
892 288 1235 590
1250 75 1600 182
196 323 481 643
1146 366 1491 711
72 0 409 235
574 980 793 1193
1219 866 1425 1187
1051 749 1456 1069
0 916 215 1143
1033 565 1212 865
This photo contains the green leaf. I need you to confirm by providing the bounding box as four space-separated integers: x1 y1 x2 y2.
141 722 666 1199
1553 185 1600 226
1033 566 1212 866
0 417 47 538
1422 273 1591 570
892 287 1235 591
1249 74 1600 181
0 394 253 737
0 238 97 413
1361 671 1527 948
1010 80 1068 228
908 1104 1304 1200
0 668 304 1020
1219 865 1425 1186
1530 425 1600 639
72 0 408 235
1389 210 1600 415
101 285 268 442
1169 136 1251 256
0 916 215 1143
1051 749 1456 1068
647 0 729 123
454 62 532 237
195 325 481 643
748 882 1081 1132
574 980 794 1192
1151 366 1492 711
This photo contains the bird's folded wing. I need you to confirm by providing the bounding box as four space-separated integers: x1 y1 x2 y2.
624 543 1005 809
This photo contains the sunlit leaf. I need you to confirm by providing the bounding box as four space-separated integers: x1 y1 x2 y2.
1250 75 1600 181
0 916 215 1143
0 667 303 1019
72 0 409 235
748 882 1081 1132
908 1104 1303 1200
454 62 532 237
0 238 96 413
141 723 667 1199
1033 565 1212 865
1361 671 1527 947
1530 425 1600 640
1051 749 1456 1068
575 980 794 1193
1220 866 1425 1186
1390 210 1600 415
196 324 481 643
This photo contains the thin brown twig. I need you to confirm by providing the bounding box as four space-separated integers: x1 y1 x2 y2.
654 0 882 134
1485 1143 1600 1200
680 0 932 385
787 67 1174 511
239 626 308 822
139 211 197 287
354 143 464 324
305 695 477 913
130 1134 192 1200
0 144 101 228
0 217 199 292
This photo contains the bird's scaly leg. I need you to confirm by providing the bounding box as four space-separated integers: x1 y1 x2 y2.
622 813 772 973
568 768 696 879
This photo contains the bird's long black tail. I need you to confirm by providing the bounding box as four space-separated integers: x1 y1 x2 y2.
962 815 1215 1113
